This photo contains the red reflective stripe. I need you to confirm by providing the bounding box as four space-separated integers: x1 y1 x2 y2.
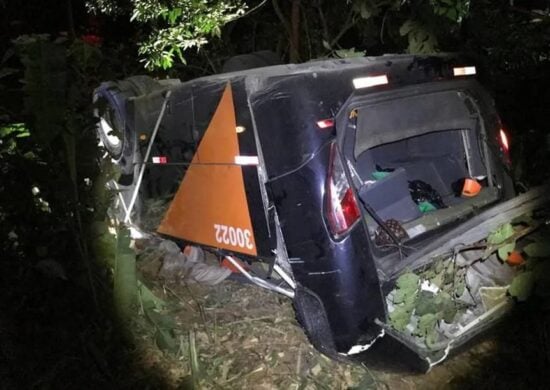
152 156 168 164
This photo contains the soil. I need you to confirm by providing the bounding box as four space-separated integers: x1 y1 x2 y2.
134 246 550 390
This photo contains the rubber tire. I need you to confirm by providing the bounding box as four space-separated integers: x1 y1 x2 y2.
222 50 282 73
93 76 163 176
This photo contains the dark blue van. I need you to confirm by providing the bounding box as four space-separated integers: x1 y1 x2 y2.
94 54 518 370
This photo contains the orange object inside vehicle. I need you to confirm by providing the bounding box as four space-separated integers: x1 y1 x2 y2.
462 178 482 197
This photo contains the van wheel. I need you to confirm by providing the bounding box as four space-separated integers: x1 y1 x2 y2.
94 83 126 162
293 285 350 363
93 76 163 176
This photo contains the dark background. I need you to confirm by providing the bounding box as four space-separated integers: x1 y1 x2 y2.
1 0 549 388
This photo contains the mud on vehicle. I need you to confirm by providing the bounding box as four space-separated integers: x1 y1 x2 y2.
94 54 537 370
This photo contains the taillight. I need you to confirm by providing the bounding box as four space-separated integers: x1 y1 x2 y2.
325 143 361 237
498 128 511 166
316 119 334 129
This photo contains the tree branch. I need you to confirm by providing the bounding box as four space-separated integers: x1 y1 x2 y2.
272 0 292 38
329 8 355 49
290 0 301 62
315 3 330 45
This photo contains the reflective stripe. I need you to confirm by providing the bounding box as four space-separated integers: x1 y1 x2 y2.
352 75 388 89
152 156 167 164
453 66 476 76
234 155 259 165
344 329 385 355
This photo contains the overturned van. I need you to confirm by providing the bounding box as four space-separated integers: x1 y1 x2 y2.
94 54 524 369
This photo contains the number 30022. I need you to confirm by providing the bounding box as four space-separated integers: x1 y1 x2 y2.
214 224 253 250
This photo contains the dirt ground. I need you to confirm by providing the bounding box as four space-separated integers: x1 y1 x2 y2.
131 244 550 390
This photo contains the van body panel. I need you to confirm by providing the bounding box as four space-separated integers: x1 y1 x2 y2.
267 141 386 350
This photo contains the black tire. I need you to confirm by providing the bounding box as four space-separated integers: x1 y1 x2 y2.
93 82 127 161
222 50 282 73
293 285 351 363
93 76 164 176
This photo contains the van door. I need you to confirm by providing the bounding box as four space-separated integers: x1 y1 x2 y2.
148 80 272 258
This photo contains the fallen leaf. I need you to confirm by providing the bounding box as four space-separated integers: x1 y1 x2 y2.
487 223 514 245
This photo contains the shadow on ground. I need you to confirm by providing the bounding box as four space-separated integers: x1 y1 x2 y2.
447 304 550 390
361 303 550 389
0 255 175 390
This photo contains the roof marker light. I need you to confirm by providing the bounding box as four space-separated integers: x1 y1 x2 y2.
453 66 476 76
152 156 167 164
234 155 259 166
352 75 388 89
316 119 334 129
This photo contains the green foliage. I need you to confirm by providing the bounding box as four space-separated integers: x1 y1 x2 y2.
85 0 126 15
88 0 247 69
349 0 469 54
488 223 515 244
389 303 414 331
430 0 470 22
137 280 178 352
114 226 137 320
487 223 516 260
415 290 456 322
0 123 30 155
415 313 437 337
399 19 438 53
389 272 420 331
334 48 366 58
396 272 420 290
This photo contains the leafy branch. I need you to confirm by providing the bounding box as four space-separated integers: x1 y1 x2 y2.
88 0 248 69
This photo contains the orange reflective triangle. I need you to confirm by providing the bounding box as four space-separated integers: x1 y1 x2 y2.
157 83 257 256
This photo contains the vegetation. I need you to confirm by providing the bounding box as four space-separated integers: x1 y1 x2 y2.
1 0 550 388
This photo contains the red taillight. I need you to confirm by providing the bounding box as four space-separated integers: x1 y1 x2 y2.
498 129 511 166
499 129 509 152
317 119 334 129
325 143 361 236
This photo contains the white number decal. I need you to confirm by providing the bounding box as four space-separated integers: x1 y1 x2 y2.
214 224 222 243
236 228 245 248
213 224 254 250
221 225 229 244
228 227 237 246
244 229 253 249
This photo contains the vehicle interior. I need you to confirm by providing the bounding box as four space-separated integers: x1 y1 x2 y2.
344 89 521 358
346 90 502 244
